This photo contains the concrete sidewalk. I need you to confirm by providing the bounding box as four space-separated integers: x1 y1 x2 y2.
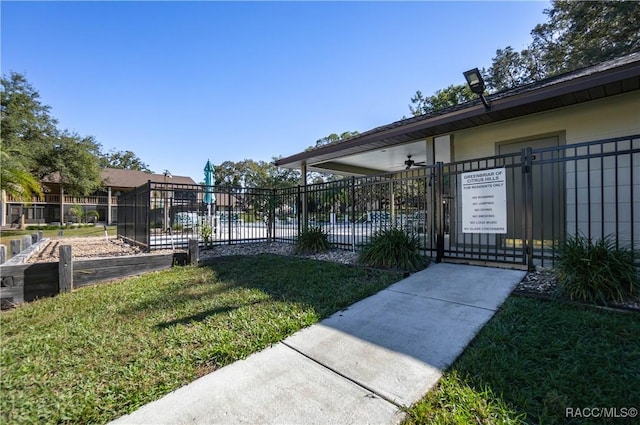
111 263 525 425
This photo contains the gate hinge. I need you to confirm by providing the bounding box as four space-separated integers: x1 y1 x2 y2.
523 165 531 173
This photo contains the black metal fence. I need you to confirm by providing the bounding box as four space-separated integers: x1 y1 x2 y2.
118 134 639 269
117 183 150 250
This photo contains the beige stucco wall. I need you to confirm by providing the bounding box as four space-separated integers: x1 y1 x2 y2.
449 91 639 161
434 91 640 244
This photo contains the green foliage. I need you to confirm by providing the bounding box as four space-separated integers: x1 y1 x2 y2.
24 225 62 230
310 131 360 150
0 256 401 424
553 233 639 305
295 226 330 255
410 1 640 113
409 84 474 116
358 228 427 272
100 149 152 172
1 72 103 197
200 220 213 249
85 210 100 223
0 150 43 202
47 132 103 196
485 0 640 91
214 158 300 189
531 1 640 76
67 205 85 223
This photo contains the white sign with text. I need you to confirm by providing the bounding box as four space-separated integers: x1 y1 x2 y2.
461 168 507 234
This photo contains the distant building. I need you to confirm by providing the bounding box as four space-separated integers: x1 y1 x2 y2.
0 168 196 227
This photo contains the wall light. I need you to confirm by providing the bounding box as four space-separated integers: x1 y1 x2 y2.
463 68 491 111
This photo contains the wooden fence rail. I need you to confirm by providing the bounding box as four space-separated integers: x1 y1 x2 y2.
1 245 188 309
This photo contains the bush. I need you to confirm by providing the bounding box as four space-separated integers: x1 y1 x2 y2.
295 227 330 255
554 233 639 304
26 225 60 231
358 228 428 272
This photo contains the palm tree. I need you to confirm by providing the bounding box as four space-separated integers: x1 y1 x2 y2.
0 150 43 201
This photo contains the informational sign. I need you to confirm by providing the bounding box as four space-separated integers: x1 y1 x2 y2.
461 168 507 234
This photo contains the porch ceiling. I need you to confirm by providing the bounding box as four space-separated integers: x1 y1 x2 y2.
276 53 640 176
311 140 429 175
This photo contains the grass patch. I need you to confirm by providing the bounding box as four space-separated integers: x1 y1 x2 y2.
0 254 401 424
405 297 640 424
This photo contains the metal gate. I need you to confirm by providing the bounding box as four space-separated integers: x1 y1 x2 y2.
433 134 639 270
435 151 530 268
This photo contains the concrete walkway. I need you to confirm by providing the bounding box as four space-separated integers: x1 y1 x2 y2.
111 263 525 425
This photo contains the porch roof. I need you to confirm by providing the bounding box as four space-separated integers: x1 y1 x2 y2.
275 52 640 175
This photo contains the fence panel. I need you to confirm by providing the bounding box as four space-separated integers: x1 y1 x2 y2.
117 182 150 250
530 135 640 267
117 134 639 268
441 152 528 266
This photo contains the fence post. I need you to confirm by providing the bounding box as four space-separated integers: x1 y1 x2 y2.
523 148 535 271
297 185 301 237
22 235 32 250
59 245 73 293
227 187 233 244
10 239 21 258
271 188 276 242
351 177 356 251
435 162 445 263
188 239 199 266
0 245 6 264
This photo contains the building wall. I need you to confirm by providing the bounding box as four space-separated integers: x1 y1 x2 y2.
435 91 640 244
450 91 639 160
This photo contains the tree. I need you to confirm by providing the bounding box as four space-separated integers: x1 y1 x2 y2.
0 150 43 201
302 131 359 182
214 160 249 187
538 1 640 71
46 133 103 196
487 1 640 91
1 72 104 196
484 47 545 92
409 1 640 112
310 131 360 150
100 149 152 172
244 159 300 189
1 72 58 178
409 84 475 116
214 159 301 189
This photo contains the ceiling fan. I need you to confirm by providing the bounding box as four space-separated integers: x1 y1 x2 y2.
404 155 426 170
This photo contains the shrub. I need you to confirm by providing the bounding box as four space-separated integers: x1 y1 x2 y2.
358 228 427 272
554 233 639 304
85 211 100 223
201 220 213 249
295 226 330 255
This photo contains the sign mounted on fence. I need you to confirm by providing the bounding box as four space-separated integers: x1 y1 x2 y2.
461 168 507 234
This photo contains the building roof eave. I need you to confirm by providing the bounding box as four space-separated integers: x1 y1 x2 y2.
275 53 640 170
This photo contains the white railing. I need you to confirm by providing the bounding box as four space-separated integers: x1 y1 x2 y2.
5 194 117 205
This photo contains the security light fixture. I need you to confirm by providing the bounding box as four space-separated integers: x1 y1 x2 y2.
463 68 491 111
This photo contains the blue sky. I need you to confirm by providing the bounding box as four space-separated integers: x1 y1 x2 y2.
2 1 550 181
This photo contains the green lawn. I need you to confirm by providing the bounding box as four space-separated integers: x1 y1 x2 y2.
0 255 401 424
0 225 117 258
404 297 640 425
